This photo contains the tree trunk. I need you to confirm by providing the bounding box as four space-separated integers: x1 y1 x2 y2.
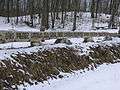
72 11 77 31
7 0 10 23
108 0 120 29
41 0 49 31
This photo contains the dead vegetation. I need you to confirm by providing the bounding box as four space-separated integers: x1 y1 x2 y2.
0 44 120 90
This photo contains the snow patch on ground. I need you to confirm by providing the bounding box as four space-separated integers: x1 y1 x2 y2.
0 42 31 49
0 37 120 60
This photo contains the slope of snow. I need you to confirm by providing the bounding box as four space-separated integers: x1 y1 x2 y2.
18 63 120 90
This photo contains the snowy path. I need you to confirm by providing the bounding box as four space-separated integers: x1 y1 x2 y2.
19 63 120 90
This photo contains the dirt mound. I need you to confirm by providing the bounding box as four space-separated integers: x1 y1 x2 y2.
0 44 120 89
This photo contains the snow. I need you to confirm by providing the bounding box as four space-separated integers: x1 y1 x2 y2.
0 42 68 59
0 37 92 59
0 36 120 60
42 39 57 45
18 63 120 90
0 46 39 59
0 12 119 33
0 17 40 32
0 42 30 49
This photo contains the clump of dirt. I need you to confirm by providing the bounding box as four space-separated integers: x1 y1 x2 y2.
0 44 120 90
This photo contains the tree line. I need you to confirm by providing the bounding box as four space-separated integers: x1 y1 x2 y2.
0 0 120 31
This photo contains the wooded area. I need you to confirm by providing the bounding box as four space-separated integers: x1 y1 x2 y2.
0 0 120 31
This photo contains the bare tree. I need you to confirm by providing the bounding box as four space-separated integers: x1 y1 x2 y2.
41 0 49 31
108 0 120 29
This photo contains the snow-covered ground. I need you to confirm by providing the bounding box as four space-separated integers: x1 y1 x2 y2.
0 42 31 49
0 37 120 60
18 63 120 90
0 12 119 33
0 17 39 32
